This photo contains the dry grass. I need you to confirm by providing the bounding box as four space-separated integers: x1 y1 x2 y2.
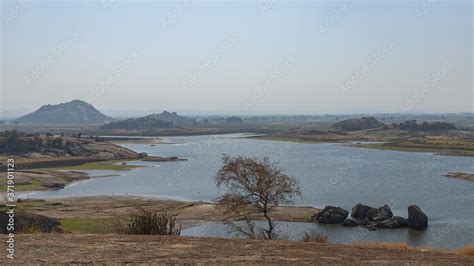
355 242 417 251
354 241 446 254
300 229 328 243
455 245 474 256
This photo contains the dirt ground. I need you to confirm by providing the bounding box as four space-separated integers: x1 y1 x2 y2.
11 196 319 229
5 234 473 265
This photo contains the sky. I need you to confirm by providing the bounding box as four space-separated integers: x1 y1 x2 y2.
1 0 472 115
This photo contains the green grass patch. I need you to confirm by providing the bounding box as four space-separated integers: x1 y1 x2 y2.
0 180 44 192
60 217 118 234
57 160 142 171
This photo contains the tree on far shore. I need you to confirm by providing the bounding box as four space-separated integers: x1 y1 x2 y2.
215 155 301 240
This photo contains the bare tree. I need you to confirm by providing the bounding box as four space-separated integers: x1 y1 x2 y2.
215 155 301 240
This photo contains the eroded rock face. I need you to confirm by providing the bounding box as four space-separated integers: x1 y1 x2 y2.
407 205 428 229
314 206 349 224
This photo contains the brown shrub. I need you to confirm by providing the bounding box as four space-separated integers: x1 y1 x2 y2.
124 209 181 236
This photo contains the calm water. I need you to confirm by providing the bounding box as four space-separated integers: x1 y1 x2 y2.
25 134 474 248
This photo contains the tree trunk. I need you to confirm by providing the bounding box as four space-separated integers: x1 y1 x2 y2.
263 205 274 240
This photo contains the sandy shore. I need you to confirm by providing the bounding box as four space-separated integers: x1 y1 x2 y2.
9 234 474 264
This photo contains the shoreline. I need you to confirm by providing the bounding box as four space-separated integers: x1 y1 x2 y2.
8 196 320 232
250 135 474 157
0 155 186 194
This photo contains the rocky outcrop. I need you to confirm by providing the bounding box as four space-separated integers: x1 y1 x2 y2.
314 206 349 224
315 203 428 231
351 203 393 222
332 117 385 132
372 205 393 221
0 131 140 159
342 219 359 227
407 205 428 229
101 111 196 130
376 216 407 228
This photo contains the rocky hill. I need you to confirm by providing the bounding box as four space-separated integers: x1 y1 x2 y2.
0 130 138 159
332 117 386 132
100 111 195 130
15 100 111 124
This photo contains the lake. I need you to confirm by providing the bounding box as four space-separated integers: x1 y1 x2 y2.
25 134 474 248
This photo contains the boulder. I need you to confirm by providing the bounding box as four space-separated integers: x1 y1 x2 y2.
376 216 407 228
351 203 373 219
407 205 428 229
342 219 359 227
361 218 377 231
372 205 393 221
314 206 349 224
351 203 393 221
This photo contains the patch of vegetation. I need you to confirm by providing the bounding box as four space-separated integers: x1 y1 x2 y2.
125 209 181 235
354 241 443 253
456 245 474 256
0 180 44 192
60 217 117 234
59 160 142 171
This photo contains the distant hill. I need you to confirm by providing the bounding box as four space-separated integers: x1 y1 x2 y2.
100 111 195 130
396 120 456 131
332 117 386 132
15 100 111 124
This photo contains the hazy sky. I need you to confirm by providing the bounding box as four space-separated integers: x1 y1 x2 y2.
1 0 472 115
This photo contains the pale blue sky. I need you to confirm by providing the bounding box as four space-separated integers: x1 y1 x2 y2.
1 0 472 114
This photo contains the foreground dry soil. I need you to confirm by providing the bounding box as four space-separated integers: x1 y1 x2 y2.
6 234 474 265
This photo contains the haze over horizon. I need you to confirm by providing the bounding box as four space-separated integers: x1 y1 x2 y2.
1 1 472 115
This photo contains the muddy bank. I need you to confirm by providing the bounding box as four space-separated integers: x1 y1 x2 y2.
0 170 91 191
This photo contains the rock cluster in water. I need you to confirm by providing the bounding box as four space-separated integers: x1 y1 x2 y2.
313 204 428 230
